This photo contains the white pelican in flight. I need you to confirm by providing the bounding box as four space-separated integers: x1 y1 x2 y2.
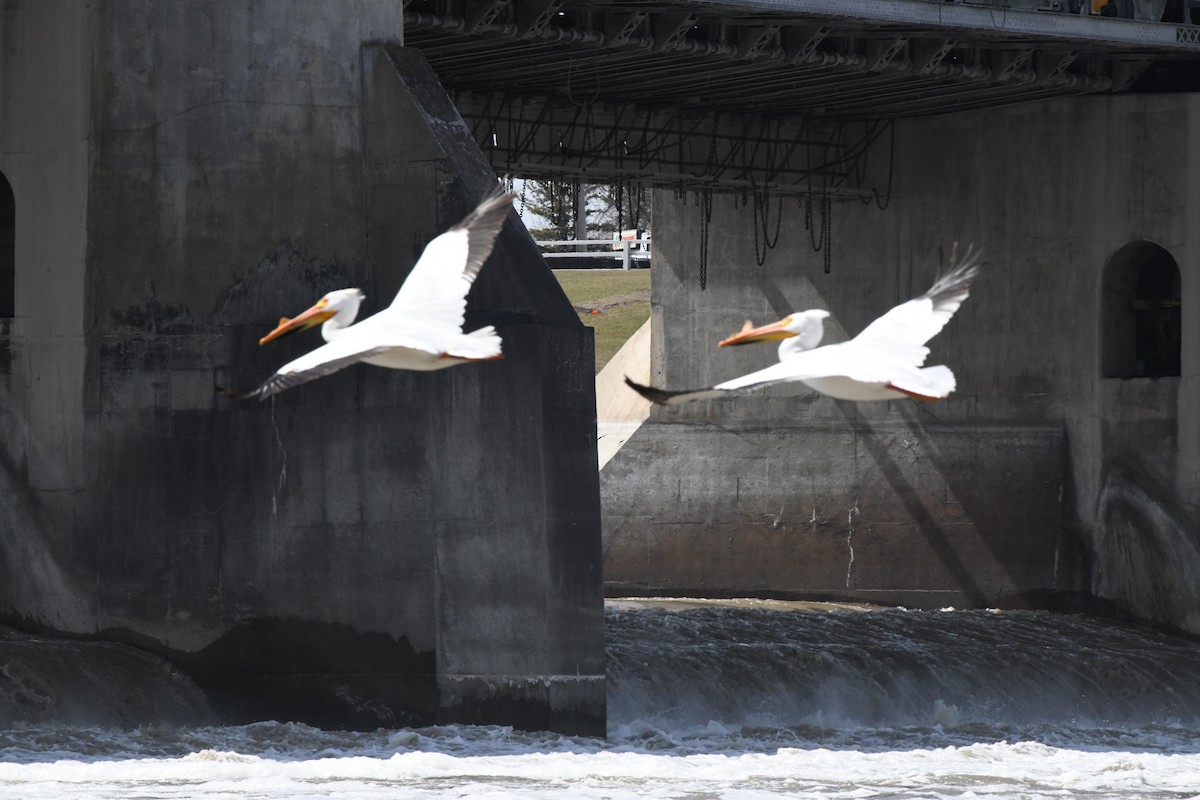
625 246 981 405
222 185 515 400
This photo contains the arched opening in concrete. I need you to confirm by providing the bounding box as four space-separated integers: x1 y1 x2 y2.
1101 241 1181 379
0 172 12 318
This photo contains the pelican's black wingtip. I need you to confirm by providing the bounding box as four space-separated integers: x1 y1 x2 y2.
624 375 675 406
927 242 983 300
944 241 983 275
480 179 517 209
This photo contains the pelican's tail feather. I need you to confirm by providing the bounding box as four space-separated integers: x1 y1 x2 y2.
444 325 503 361
887 364 955 401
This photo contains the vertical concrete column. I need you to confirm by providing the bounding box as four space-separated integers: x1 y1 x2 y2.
362 46 605 735
1177 97 1200 504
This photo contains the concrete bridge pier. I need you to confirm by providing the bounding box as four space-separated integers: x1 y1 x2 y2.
361 44 606 732
0 2 604 733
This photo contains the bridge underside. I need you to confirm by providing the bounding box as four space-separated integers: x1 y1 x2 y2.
405 0 1200 193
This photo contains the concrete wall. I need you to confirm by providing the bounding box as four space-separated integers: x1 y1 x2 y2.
0 0 94 626
1 1 604 733
605 94 1200 631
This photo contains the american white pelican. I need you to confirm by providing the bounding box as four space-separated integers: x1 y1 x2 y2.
625 246 981 405
222 185 515 400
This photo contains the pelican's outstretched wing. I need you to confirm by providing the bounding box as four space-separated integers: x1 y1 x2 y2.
222 343 393 401
624 361 821 406
387 184 516 332
626 341 958 406
221 318 433 401
624 377 730 406
853 245 982 363
622 346 851 405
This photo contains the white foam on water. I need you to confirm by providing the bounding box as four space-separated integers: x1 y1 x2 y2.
0 722 1199 799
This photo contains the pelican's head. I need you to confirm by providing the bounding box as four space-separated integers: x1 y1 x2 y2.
718 309 830 352
258 288 365 345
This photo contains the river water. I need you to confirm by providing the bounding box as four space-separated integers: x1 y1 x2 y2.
2 599 1199 799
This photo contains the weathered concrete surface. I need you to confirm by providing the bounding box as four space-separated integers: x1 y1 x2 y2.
605 94 1200 631
605 419 1065 609
1 2 604 733
0 626 214 728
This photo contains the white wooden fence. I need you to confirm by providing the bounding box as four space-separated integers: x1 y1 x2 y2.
536 237 651 270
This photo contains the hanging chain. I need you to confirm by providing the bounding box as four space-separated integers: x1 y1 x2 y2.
476 99 896 209
699 189 713 290
615 179 624 234
803 185 833 273
566 55 601 106
552 177 563 231
872 120 896 211
822 193 832 273
804 190 817 248
572 178 582 238
753 200 760 265
752 178 783 267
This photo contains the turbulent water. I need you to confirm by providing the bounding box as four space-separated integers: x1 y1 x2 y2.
3 599 1200 799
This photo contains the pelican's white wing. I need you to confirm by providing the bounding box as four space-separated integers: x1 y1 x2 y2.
626 342 955 406
853 247 982 363
626 344 888 405
728 343 955 400
387 185 515 333
623 356 826 405
714 343 913 391
228 317 438 400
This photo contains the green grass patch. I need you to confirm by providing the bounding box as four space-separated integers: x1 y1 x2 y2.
553 269 651 373
553 269 650 307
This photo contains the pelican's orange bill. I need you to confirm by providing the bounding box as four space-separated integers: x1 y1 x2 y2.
258 299 334 345
717 316 795 347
